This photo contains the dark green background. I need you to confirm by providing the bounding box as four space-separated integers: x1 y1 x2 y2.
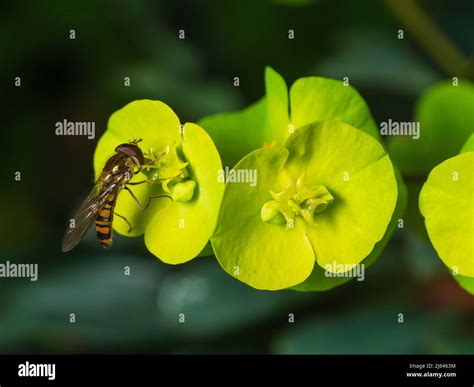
0 0 473 354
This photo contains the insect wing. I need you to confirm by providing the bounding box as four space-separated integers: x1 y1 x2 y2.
62 178 111 252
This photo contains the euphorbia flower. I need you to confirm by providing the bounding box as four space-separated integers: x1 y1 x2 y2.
200 68 405 290
419 134 474 294
211 122 398 290
94 100 224 263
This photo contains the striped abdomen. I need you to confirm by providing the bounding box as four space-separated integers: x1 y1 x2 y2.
95 192 117 248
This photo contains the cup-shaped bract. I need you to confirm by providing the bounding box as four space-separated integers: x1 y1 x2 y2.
201 67 405 290
211 122 398 290
419 135 474 294
94 100 224 264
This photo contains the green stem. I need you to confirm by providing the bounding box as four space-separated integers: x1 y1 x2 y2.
383 0 473 79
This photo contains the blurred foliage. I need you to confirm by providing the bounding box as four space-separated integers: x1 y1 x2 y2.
388 81 474 176
386 80 474 243
273 305 464 354
313 30 440 96
0 0 473 354
268 0 318 6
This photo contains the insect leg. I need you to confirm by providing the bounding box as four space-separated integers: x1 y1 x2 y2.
124 186 172 211
128 172 184 186
124 186 145 210
115 212 133 233
127 179 157 185
127 172 183 186
143 194 172 211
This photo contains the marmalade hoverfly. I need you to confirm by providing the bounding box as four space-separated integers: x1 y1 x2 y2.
62 139 168 252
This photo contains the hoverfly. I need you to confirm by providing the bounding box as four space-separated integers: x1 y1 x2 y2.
62 139 168 252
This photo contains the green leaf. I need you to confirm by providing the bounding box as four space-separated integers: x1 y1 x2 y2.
455 275 474 295
198 67 290 169
199 67 381 169
94 100 224 264
419 151 474 277
291 262 352 292
197 241 214 257
198 98 267 168
264 66 290 144
388 81 474 176
290 76 380 140
461 133 474 153
212 122 397 290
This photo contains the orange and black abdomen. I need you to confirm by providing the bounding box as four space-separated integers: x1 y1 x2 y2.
95 192 117 248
